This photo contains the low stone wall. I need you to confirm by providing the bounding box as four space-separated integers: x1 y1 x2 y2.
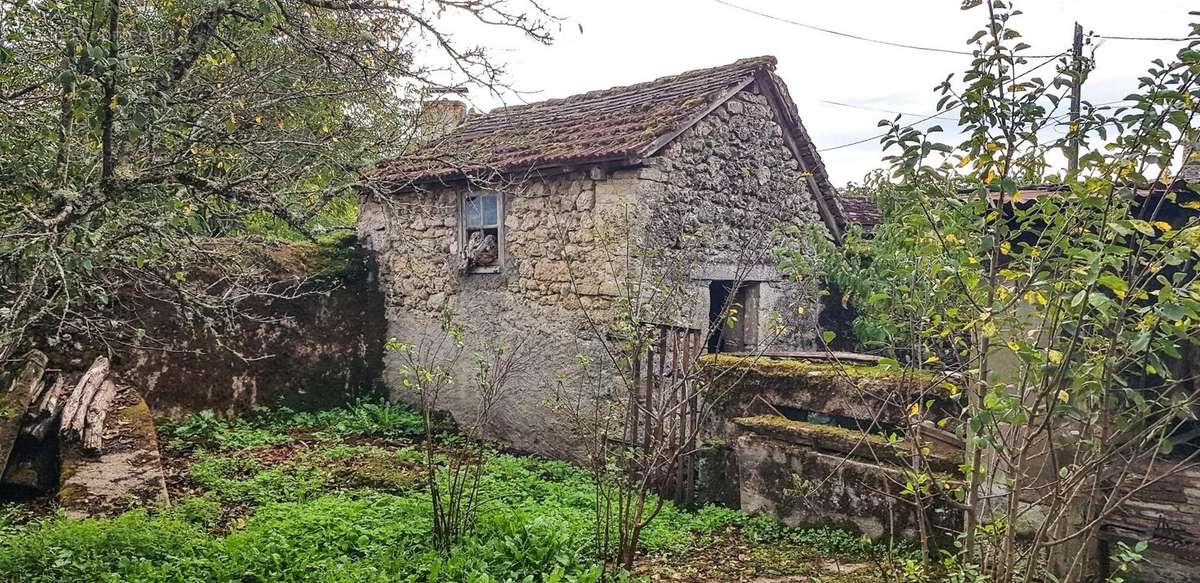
103 238 386 419
733 415 961 542
1103 462 1200 581
693 355 959 509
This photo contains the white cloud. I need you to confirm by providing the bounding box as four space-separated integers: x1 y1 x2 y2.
449 0 1196 186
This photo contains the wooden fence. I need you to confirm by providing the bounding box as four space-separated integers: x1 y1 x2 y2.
625 323 704 506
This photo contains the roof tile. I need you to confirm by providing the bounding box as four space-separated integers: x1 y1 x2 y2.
376 56 778 184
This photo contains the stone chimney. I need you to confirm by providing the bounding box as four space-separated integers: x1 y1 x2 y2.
418 87 469 141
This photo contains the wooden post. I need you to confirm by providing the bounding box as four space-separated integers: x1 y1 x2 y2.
1067 22 1084 174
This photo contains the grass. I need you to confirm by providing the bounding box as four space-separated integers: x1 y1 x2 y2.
0 400 896 582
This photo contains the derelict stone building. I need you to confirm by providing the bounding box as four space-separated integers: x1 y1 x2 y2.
360 56 858 455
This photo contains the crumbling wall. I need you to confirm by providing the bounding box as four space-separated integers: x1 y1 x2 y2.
1104 462 1200 582
734 422 960 540
107 239 387 419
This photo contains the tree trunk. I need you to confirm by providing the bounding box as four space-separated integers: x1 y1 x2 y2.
0 350 49 472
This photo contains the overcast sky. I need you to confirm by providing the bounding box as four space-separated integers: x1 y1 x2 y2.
448 0 1196 187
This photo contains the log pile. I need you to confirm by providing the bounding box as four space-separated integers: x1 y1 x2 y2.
0 352 122 477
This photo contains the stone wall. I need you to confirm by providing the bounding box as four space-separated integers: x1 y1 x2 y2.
361 86 832 457
1104 462 1200 582
106 239 387 419
735 427 960 541
638 88 827 347
358 170 645 456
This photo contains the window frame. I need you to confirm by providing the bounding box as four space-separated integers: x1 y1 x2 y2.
458 191 504 274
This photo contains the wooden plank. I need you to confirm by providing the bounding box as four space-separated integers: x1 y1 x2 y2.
628 355 641 447
643 335 654 455
23 374 68 441
686 329 700 505
669 329 682 502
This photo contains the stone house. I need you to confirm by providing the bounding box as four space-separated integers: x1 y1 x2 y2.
360 56 849 456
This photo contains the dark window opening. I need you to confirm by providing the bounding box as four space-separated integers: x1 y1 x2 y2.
707 280 757 353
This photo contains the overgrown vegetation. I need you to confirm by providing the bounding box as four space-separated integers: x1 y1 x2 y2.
0 400 891 582
783 3 1200 581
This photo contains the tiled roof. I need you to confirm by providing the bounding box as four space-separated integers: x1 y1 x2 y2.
376 57 774 184
832 194 883 228
375 55 843 238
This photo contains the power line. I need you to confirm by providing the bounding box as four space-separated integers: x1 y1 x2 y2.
1094 34 1192 42
819 100 961 121
711 0 1065 58
817 51 1069 153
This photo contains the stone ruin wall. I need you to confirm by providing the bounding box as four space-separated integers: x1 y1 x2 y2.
360 86 833 456
639 87 827 349
49 239 388 421
358 169 653 457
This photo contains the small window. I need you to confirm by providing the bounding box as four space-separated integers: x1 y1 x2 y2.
461 192 502 272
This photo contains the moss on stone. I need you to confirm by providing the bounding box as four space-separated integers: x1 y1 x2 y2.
734 415 961 471
699 354 938 383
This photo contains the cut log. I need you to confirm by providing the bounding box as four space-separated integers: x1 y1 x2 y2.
81 380 117 453
22 374 69 441
59 356 110 440
14 351 49 398
0 350 49 477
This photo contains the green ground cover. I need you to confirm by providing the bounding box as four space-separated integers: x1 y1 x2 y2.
0 401 896 582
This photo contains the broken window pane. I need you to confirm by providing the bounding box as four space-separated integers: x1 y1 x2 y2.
466 196 484 227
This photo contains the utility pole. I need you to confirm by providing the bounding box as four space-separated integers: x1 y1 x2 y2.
1067 22 1084 175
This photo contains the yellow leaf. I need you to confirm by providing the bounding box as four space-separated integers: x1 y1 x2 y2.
958 155 973 168
1011 191 1023 202
1153 221 1172 232
924 355 941 365
1057 390 1070 404
1048 349 1064 364
908 402 921 418
999 241 1011 255
108 96 119 111
1181 200 1200 210
982 320 998 338
1007 339 1021 351
254 115 263 125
